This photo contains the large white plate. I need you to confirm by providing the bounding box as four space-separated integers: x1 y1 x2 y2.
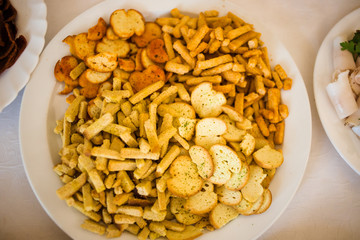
313 8 360 175
19 0 311 239
0 0 47 112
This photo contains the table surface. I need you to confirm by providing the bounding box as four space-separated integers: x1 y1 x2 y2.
1 0 360 239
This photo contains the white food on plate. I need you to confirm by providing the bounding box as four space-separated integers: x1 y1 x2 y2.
327 34 360 137
326 70 358 119
351 125 360 137
332 36 356 71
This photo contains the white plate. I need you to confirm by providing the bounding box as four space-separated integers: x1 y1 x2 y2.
0 0 47 112
19 0 312 239
313 8 360 175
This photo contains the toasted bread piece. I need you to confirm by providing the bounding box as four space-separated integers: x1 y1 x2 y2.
170 197 202 225
174 117 197 141
241 165 266 203
219 114 246 142
158 102 196 119
208 145 241 185
256 188 272 214
221 105 244 122
224 162 250 190
233 197 252 214
240 193 264 215
96 37 130 58
191 82 226 118
87 17 107 41
140 47 156 68
146 38 169 63
189 145 214 179
110 9 145 39
129 65 165 92
195 118 227 137
167 156 203 198
73 33 96 60
132 22 162 48
143 206 167 221
194 135 226 150
239 133 255 157
253 145 284 169
129 66 164 92
85 52 118 72
185 182 217 214
166 225 203 240
216 185 242 206
54 56 79 86
209 203 239 229
84 69 112 84
261 168 276 189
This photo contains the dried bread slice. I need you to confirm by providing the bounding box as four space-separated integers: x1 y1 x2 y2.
189 145 214 179
256 188 272 214
191 82 226 118
110 9 145 39
216 185 242 206
224 162 250 190
218 114 246 142
239 133 255 157
185 182 217 214
208 145 242 185
131 22 162 48
167 156 203 198
194 135 226 150
233 197 252 214
209 203 239 229
253 145 284 169
174 117 197 141
241 165 266 203
96 37 130 58
84 69 112 84
158 102 196 119
239 193 264 215
195 118 227 137
170 197 202 225
166 225 203 240
73 33 96 60
85 52 118 72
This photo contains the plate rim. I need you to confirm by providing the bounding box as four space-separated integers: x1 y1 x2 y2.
19 0 312 239
0 0 47 112
313 7 360 175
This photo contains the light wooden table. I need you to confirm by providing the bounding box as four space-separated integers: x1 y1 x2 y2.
1 0 360 239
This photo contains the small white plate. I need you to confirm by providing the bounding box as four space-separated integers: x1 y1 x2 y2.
20 0 312 239
0 0 47 112
314 8 360 175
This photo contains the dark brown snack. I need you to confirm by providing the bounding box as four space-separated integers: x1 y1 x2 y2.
0 0 27 74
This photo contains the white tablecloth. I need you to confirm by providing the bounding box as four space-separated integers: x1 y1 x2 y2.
1 0 360 239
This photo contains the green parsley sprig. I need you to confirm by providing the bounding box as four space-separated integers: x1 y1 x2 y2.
340 30 360 61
